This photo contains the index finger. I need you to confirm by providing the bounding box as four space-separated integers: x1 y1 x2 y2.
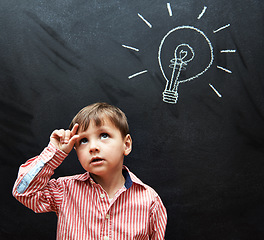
71 123 79 136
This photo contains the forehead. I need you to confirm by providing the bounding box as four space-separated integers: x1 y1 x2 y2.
77 117 118 134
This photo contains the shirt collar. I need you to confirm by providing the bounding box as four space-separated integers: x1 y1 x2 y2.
73 166 146 190
122 167 133 189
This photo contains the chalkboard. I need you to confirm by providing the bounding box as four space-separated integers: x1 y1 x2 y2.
1 0 264 239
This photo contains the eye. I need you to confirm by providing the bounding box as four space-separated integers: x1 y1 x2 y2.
100 133 109 139
79 138 88 144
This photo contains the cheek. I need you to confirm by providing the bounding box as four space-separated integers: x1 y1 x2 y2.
76 150 87 161
77 152 90 170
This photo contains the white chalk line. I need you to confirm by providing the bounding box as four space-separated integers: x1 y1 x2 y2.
220 49 236 53
209 84 222 98
122 45 139 52
138 13 152 28
158 26 214 84
213 24 230 33
197 6 207 19
128 70 148 79
167 3 173 16
217 65 232 74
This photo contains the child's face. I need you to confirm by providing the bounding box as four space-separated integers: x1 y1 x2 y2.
74 118 132 178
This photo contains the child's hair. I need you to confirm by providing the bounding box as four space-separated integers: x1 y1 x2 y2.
69 102 129 138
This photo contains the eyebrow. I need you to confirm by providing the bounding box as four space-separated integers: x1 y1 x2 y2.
78 125 112 135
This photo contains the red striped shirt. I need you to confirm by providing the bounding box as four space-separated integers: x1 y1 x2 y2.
13 143 167 239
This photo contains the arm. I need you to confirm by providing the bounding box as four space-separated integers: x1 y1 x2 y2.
12 124 79 213
12 143 67 213
149 195 167 240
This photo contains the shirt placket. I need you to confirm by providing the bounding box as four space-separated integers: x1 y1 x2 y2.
91 178 129 240
99 192 112 240
102 187 127 240
92 183 112 240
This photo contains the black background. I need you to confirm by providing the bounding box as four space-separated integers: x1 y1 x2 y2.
1 0 264 239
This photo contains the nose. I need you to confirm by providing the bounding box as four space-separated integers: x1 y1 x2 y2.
89 140 99 154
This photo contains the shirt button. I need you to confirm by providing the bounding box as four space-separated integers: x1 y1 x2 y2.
100 193 105 198
105 214 110 219
89 179 94 185
103 236 109 240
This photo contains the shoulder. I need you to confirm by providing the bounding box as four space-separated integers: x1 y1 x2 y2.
128 170 166 214
128 170 160 198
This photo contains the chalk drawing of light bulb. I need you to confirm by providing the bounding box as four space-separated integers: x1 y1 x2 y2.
163 43 195 103
158 26 214 104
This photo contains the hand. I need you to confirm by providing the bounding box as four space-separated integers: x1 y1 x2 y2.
50 123 79 154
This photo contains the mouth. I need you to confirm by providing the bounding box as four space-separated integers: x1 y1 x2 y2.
90 157 104 165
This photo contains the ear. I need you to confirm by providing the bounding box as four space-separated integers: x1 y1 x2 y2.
124 134 132 156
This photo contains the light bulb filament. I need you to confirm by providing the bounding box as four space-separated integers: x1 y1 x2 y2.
163 44 194 103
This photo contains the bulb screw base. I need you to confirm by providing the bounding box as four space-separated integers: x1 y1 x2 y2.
162 90 178 104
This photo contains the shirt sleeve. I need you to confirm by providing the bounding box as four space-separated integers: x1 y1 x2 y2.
12 142 68 214
149 195 167 240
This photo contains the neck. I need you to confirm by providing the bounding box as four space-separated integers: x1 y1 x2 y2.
91 172 125 198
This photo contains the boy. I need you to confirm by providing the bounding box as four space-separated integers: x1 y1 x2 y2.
13 102 167 239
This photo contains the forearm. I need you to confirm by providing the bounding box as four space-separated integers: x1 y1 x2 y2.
12 142 67 213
